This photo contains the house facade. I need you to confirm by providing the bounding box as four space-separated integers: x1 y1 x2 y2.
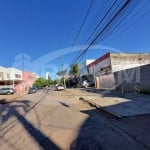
87 52 150 92
0 66 38 92
22 71 38 91
0 66 23 92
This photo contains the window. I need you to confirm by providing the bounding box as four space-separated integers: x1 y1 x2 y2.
7 74 10 79
100 66 111 75
15 74 21 79
0 72 3 77
0 72 4 79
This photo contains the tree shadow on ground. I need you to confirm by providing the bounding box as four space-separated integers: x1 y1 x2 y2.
1 97 149 150
0 99 60 150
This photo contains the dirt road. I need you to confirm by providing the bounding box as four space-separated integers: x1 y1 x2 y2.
0 88 149 150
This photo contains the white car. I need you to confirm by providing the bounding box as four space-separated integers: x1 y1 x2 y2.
81 80 95 88
55 84 65 91
82 80 89 88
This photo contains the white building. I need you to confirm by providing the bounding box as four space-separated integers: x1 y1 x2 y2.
46 72 50 80
0 66 22 90
0 66 22 81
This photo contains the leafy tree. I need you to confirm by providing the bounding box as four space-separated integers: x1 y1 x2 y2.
69 64 80 77
51 79 57 85
33 77 49 88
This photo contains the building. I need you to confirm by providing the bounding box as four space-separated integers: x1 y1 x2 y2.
79 60 95 76
0 66 23 92
79 59 95 81
0 66 39 92
46 72 50 80
88 52 150 92
22 71 38 91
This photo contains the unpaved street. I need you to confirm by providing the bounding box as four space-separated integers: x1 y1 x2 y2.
0 88 149 150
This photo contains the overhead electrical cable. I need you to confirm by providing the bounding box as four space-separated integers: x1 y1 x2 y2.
69 0 94 54
71 0 132 65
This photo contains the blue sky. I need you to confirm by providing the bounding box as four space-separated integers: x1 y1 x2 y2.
0 0 150 78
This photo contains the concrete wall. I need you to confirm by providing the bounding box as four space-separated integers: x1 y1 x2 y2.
87 53 113 89
110 53 150 72
87 53 150 90
99 74 116 89
114 64 150 93
88 53 111 76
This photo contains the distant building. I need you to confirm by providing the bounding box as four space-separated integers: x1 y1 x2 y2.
79 60 95 81
88 52 150 92
46 72 50 80
79 60 95 76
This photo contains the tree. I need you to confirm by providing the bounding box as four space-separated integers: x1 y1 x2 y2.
69 64 80 88
56 69 67 88
33 77 49 88
51 79 57 85
69 64 80 77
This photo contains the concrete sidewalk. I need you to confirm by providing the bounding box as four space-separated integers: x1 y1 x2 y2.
80 91 150 117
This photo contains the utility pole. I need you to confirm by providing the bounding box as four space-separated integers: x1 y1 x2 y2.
59 57 66 88
62 63 66 88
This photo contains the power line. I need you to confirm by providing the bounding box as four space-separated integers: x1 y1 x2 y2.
86 0 106 33
96 0 142 43
71 0 132 65
67 0 149 73
85 0 121 44
69 0 94 54
86 0 131 46
114 1 150 36
71 0 120 65
101 0 150 43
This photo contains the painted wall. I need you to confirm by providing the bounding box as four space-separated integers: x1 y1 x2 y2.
22 71 37 90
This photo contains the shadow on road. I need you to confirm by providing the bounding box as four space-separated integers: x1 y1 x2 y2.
1 96 149 150
0 99 60 150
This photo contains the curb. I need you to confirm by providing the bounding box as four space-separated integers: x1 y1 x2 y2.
79 97 122 118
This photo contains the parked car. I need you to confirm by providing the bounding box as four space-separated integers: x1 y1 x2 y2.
28 87 38 94
81 80 95 88
0 88 16 95
55 84 65 91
